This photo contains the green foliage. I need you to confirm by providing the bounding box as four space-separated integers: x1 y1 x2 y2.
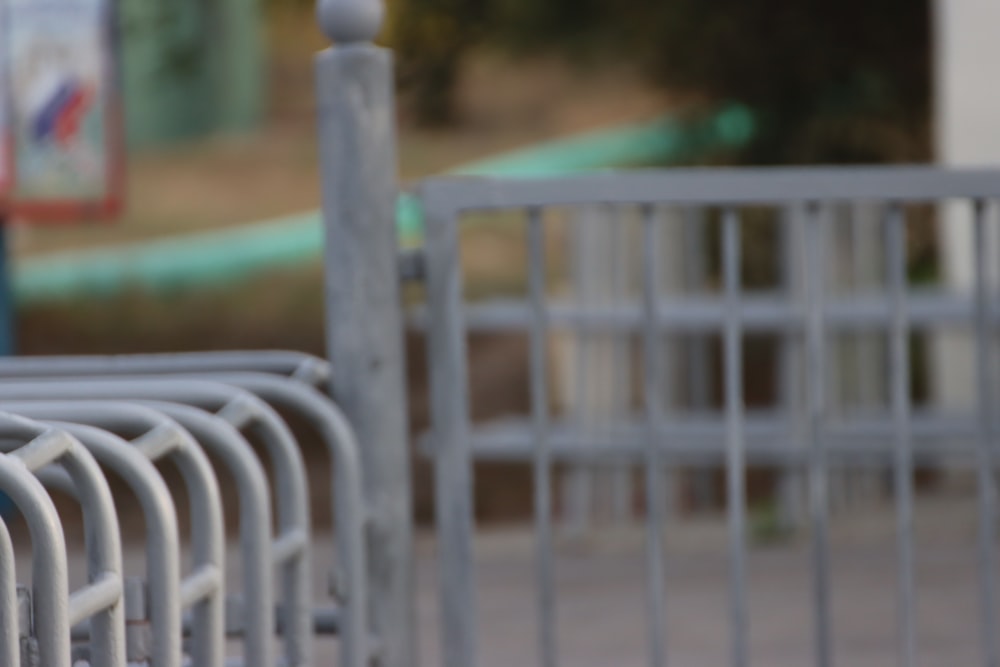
388 0 491 125
626 1 932 164
389 0 932 163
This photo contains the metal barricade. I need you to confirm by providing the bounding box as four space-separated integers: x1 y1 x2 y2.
0 363 367 667
0 414 125 667
414 166 1000 667
0 446 69 667
3 403 226 667
0 354 371 667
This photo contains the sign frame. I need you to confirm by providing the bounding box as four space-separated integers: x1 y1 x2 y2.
1 0 124 223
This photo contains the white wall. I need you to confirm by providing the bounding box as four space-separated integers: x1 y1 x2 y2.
931 0 1000 409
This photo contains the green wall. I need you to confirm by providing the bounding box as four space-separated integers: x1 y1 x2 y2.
119 0 264 147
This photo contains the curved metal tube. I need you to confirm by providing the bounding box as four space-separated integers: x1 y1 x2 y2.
0 369 370 667
0 453 69 667
34 422 182 667
205 371 368 667
0 378 313 667
0 415 125 667
0 400 227 667
129 401 276 667
0 499 21 667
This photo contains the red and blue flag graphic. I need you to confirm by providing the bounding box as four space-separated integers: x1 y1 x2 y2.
31 79 93 147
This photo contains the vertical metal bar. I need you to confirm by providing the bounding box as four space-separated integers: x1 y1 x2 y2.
683 207 711 411
851 204 869 409
315 5 416 666
0 517 18 667
803 203 832 667
722 208 748 667
852 201 889 417
972 198 998 667
825 207 845 423
567 205 595 534
656 207 679 521
0 453 70 667
641 204 669 667
778 205 804 529
610 207 633 521
683 207 714 511
886 202 916 667
422 195 479 667
527 207 558 667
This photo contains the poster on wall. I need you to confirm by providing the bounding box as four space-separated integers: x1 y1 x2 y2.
4 0 123 222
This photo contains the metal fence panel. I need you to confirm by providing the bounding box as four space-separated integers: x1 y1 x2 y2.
416 166 1000 667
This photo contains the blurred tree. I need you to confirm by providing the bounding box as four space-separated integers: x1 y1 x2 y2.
388 0 490 125
389 0 932 163
627 0 932 164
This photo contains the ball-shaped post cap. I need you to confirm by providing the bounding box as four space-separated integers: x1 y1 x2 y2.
317 0 385 43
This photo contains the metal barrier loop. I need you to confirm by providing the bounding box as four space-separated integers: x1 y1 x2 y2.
130 400 276 667
0 379 317 667
0 400 227 667
0 452 69 667
51 421 181 667
0 415 126 667
0 377 315 667
0 366 371 667
0 516 16 667
204 371 369 667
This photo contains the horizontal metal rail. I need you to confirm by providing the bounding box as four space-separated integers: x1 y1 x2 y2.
408 289 1000 333
419 165 1000 211
0 351 330 387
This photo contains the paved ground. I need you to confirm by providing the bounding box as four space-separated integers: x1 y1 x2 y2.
9 488 993 667
413 492 988 667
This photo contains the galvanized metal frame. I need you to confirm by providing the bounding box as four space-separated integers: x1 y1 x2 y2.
0 369 370 667
0 401 228 667
0 414 125 667
0 515 15 667
417 165 1000 667
0 379 305 667
31 423 183 667
0 449 68 667
0 350 330 387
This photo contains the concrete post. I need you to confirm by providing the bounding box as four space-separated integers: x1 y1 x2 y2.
315 3 416 667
